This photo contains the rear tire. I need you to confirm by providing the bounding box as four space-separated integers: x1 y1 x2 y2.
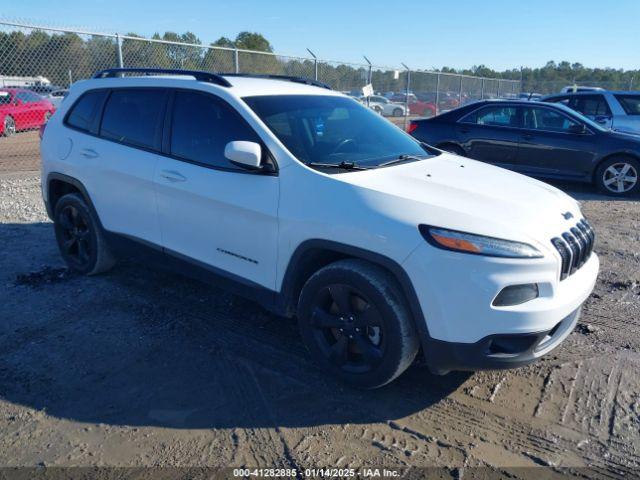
297 259 419 389
3 116 15 137
53 193 116 275
595 156 640 197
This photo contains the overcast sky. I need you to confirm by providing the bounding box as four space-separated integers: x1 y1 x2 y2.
7 0 639 71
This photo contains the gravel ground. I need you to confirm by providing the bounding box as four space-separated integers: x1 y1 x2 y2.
0 170 639 478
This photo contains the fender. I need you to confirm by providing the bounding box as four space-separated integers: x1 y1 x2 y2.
277 239 434 359
45 172 104 227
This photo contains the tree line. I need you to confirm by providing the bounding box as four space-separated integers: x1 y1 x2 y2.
0 28 637 95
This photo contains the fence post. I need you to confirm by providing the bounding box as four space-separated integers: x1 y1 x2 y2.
481 78 485 99
496 81 500 98
234 48 239 73
458 76 463 107
306 48 318 80
402 63 410 130
435 73 440 116
115 33 123 68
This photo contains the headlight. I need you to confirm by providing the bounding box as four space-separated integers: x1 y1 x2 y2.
419 225 542 258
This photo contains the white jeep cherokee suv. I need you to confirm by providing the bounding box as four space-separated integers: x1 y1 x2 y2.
40 68 599 388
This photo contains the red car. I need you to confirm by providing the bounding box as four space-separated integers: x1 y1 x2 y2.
390 93 437 118
0 88 56 136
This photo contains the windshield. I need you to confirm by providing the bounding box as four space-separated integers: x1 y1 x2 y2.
243 95 434 169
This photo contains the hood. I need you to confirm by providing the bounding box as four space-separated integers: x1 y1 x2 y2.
339 153 582 246
609 129 640 142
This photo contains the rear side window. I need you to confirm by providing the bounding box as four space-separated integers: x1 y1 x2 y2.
169 90 260 169
66 90 107 132
100 89 166 150
615 94 640 115
573 95 611 116
0 91 10 105
463 106 519 127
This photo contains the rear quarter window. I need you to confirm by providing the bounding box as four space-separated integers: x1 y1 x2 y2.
65 90 108 132
615 95 640 115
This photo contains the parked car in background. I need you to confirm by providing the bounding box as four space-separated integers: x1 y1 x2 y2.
408 100 640 196
45 89 69 107
390 93 437 117
543 91 640 135
518 92 543 101
361 95 407 116
560 86 605 93
0 88 56 137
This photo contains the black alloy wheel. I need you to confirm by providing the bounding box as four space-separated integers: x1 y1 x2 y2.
56 204 93 270
309 283 384 373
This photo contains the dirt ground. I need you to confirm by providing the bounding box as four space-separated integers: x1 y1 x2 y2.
0 150 639 478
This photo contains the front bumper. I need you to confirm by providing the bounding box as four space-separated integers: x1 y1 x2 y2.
402 241 598 373
425 307 581 374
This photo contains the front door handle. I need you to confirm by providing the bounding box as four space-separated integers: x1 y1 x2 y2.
80 148 99 159
160 170 187 182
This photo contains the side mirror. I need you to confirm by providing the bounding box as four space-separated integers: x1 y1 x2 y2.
224 141 262 170
568 123 587 134
594 115 610 125
14 99 23 106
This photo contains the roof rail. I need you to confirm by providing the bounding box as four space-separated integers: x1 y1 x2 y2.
93 68 232 87
221 73 332 90
92 68 332 90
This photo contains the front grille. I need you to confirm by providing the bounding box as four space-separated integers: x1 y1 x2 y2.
551 219 595 280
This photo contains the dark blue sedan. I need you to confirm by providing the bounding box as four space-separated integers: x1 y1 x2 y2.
408 100 640 196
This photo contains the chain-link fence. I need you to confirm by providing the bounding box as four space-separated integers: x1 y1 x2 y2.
0 19 520 172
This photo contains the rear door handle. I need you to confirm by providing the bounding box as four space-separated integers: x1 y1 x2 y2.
80 148 99 159
160 170 187 182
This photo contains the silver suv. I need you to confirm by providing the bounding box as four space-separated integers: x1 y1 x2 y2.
543 91 640 135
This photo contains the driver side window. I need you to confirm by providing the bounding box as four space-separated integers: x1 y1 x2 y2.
170 90 262 170
522 107 581 133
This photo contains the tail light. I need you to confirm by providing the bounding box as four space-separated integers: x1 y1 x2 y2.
407 122 418 134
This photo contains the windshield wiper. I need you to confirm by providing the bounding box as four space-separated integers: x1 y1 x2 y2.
378 154 428 167
306 161 370 171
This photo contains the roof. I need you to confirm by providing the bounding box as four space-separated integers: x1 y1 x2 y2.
89 68 339 98
221 75 340 97
545 90 640 97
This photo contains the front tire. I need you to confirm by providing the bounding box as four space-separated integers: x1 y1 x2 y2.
595 156 640 197
393 108 404 117
53 193 115 275
297 259 419 389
